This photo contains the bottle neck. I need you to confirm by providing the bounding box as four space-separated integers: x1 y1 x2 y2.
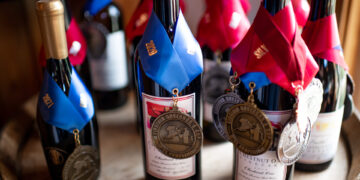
309 0 336 21
153 0 179 41
263 0 289 16
61 0 72 30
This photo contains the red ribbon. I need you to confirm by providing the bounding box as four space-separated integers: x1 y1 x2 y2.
125 0 186 43
292 0 310 27
302 14 348 70
240 0 251 15
39 18 87 66
196 0 250 52
231 3 318 96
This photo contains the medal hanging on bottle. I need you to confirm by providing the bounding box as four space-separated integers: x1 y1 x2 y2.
137 11 204 159
203 51 232 104
225 81 274 155
151 88 203 159
212 72 244 140
38 68 100 179
277 78 323 165
62 129 100 180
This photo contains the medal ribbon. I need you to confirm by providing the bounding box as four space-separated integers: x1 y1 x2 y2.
240 0 251 15
138 11 203 93
292 0 310 27
39 18 87 67
85 0 112 16
302 14 348 70
197 0 250 51
38 67 95 133
231 3 318 95
126 0 187 43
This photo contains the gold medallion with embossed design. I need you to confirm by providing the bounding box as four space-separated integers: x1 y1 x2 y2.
151 107 203 159
225 82 273 155
62 145 100 180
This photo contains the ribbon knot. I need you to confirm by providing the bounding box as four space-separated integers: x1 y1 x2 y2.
38 67 95 132
138 11 203 93
231 3 318 96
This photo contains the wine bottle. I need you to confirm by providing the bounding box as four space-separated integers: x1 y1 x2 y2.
233 0 296 179
35 1 100 179
197 0 250 142
83 0 129 110
202 47 232 142
134 0 202 179
62 0 92 90
38 0 92 89
296 0 347 171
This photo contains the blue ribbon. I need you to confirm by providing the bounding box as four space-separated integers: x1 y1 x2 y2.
240 72 271 92
38 67 95 133
137 11 203 93
85 0 112 16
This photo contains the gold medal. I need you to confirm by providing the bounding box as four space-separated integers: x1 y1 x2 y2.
151 89 203 159
62 129 100 180
225 82 273 155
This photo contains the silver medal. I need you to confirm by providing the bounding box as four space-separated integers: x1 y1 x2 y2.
277 118 311 165
212 92 244 140
297 78 323 132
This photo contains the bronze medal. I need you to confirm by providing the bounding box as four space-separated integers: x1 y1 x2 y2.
62 145 100 180
151 107 203 159
277 118 311 165
225 82 273 155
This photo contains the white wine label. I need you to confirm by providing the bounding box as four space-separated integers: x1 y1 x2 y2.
142 93 196 179
203 59 231 122
90 31 129 91
298 107 344 164
235 110 292 180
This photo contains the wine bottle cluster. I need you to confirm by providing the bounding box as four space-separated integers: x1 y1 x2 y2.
33 0 352 179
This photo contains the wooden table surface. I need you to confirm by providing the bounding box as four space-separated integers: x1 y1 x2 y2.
20 93 349 180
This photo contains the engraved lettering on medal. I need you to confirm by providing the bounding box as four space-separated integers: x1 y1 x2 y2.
146 40 158 56
254 44 269 59
43 93 54 108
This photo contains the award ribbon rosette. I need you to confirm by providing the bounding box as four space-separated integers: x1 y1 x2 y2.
292 0 310 28
125 0 186 43
228 2 322 164
302 13 353 120
137 10 203 159
38 67 99 178
39 18 87 67
38 67 95 133
197 0 250 52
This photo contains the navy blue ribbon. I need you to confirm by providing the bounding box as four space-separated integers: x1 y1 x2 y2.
85 0 112 16
138 11 203 93
38 67 95 133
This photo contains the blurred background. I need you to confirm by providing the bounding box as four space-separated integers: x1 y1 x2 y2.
0 0 359 125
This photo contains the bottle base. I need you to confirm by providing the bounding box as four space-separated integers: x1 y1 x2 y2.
295 160 333 172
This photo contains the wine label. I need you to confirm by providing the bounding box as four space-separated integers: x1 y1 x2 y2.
89 30 129 91
235 110 292 180
203 59 231 122
298 107 344 164
142 93 196 179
